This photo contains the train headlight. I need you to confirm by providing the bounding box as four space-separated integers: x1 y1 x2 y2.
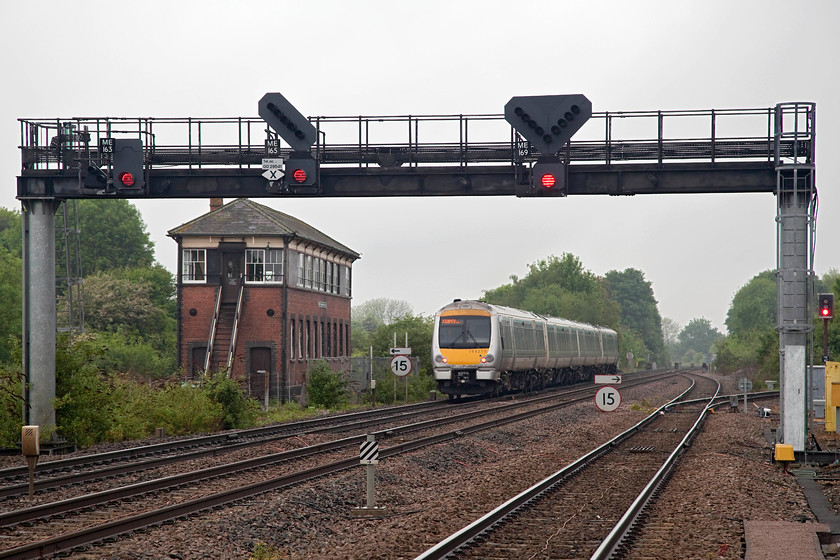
481 354 495 364
435 354 448 364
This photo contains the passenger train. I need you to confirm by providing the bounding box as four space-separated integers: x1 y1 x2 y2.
432 300 619 397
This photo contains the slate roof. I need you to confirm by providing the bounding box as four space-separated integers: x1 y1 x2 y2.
167 198 360 259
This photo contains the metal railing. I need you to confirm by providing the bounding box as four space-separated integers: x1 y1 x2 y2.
18 105 813 174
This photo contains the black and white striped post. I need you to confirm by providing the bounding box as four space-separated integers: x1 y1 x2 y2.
353 434 386 516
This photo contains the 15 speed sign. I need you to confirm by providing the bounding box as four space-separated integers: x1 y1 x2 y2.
390 355 412 377
594 385 621 412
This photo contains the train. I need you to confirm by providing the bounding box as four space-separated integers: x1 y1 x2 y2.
431 299 619 397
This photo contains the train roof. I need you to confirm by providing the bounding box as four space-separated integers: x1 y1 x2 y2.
435 300 617 335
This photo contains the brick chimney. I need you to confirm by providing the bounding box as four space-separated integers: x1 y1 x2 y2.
210 198 223 212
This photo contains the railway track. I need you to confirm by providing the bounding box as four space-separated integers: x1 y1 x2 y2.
0 370 675 559
414 373 723 559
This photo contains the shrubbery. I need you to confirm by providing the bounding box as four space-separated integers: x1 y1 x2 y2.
0 334 261 448
306 360 350 409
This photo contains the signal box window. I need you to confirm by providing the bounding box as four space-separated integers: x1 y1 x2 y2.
246 249 283 283
438 316 491 348
183 249 206 283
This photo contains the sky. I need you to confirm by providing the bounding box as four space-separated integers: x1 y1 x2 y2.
2 0 838 335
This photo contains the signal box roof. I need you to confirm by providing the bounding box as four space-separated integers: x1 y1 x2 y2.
167 198 360 260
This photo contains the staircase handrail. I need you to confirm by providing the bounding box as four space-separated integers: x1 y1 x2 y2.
226 276 245 374
204 284 223 372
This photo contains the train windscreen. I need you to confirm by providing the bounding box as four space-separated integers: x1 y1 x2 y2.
438 316 491 348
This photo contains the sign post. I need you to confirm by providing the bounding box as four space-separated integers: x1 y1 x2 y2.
21 425 39 501
352 434 386 517
739 377 753 415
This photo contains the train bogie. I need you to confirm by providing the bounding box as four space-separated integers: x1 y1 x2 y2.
432 299 619 397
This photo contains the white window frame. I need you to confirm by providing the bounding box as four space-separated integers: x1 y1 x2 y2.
182 249 206 283
305 255 313 289
246 249 283 283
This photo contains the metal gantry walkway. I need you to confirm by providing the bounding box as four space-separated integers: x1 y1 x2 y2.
18 106 808 199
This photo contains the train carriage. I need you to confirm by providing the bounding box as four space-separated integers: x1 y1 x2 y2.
432 299 619 397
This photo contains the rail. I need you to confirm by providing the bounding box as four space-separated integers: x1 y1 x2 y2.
589 383 721 559
413 374 711 560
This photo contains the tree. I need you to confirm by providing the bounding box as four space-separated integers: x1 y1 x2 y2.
662 318 681 347
605 268 665 364
483 254 620 328
678 318 722 356
0 247 22 363
369 314 434 376
0 207 21 258
78 268 176 377
76 199 155 274
353 298 413 330
352 298 414 355
725 270 776 336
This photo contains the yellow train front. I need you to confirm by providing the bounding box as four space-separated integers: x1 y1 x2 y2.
432 299 619 397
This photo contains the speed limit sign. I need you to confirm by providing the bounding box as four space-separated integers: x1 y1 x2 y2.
390 355 412 377
594 386 621 412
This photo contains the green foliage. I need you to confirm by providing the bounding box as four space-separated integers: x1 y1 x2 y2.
105 377 223 440
76 267 177 377
203 372 259 429
714 329 778 379
678 318 722 356
1 334 257 447
54 334 114 446
250 542 282 560
352 298 414 356
368 364 437 404
0 247 22 363
76 199 155 273
0 207 21 258
109 264 177 317
605 268 666 364
367 315 435 376
618 328 648 370
725 270 776 336
306 360 350 409
0 360 24 447
483 254 620 327
257 401 313 425
93 331 176 379
83 270 166 334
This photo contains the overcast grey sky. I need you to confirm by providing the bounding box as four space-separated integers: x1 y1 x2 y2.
2 0 838 334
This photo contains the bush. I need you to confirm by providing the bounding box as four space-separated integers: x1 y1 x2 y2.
250 542 282 560
306 360 349 409
54 334 115 446
0 362 23 447
203 372 259 429
367 368 437 405
105 377 224 440
94 331 177 379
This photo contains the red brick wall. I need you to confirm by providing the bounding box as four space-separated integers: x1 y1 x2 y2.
178 283 352 399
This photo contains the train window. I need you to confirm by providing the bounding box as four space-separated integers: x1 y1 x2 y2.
438 316 491 348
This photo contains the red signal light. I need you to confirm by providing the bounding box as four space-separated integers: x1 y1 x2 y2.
541 173 556 189
823 308 830 317
118 172 135 187
293 168 307 183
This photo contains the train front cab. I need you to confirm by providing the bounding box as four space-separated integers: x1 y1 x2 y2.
433 307 499 396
